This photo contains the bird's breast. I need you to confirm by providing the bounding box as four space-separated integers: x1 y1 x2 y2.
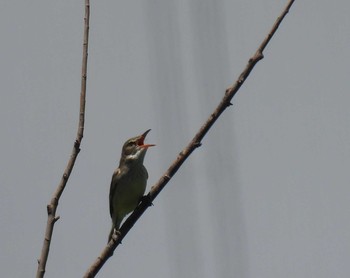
113 165 148 216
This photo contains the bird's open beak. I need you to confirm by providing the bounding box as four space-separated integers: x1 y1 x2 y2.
138 129 155 149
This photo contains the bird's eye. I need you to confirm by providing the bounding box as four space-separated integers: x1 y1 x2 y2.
123 141 136 156
127 141 136 147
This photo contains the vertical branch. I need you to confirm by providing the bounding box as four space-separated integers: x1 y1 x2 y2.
83 0 295 277
36 1 90 277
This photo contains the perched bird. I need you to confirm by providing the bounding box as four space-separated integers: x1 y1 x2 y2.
108 129 155 242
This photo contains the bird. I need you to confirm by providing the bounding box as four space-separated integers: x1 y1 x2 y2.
108 129 155 242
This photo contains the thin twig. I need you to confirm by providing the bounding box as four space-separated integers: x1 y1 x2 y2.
83 0 295 277
36 1 90 277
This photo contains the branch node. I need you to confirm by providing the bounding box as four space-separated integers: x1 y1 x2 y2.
53 216 60 223
238 76 244 84
194 142 202 148
47 204 53 215
74 140 81 151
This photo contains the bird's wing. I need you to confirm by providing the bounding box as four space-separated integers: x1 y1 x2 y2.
109 168 122 218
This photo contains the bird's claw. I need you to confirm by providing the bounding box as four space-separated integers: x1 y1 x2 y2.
111 229 122 244
140 195 153 207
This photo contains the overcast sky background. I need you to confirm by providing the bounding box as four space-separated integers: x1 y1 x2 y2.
1 1 350 277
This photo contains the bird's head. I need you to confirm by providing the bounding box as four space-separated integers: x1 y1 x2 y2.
120 129 155 165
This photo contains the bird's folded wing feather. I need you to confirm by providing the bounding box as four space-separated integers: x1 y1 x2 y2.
109 168 122 218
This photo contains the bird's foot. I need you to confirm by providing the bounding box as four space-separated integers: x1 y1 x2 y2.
111 229 122 244
140 194 153 207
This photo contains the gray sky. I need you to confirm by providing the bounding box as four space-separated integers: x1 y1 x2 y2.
1 1 350 277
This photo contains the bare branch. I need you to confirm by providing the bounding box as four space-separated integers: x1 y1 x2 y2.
83 0 295 277
36 1 90 277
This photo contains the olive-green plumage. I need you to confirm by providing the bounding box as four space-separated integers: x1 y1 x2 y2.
108 129 154 242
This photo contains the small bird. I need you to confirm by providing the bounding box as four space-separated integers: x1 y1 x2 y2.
108 129 155 242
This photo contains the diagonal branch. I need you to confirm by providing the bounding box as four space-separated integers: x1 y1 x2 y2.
83 0 295 277
36 1 90 277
